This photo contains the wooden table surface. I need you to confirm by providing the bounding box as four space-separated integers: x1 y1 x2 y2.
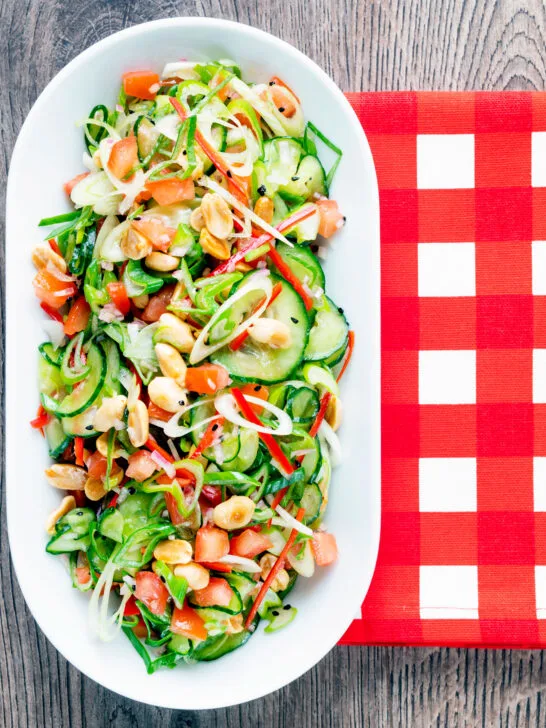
2 1 546 725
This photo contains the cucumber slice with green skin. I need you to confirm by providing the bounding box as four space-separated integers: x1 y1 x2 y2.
168 634 191 655
39 342 63 367
284 202 320 244
304 296 349 361
42 343 106 418
212 274 310 384
263 137 303 190
188 627 253 662
323 337 349 367
280 155 328 200
257 588 282 618
272 241 325 292
38 355 65 397
98 508 125 543
264 605 297 633
191 583 244 615
221 429 259 473
284 432 322 483
46 507 96 554
225 571 257 604
299 482 323 524
44 417 72 458
285 386 320 424
190 400 240 465
62 407 99 438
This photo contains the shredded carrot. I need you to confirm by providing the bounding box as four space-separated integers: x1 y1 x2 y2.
336 330 355 382
309 391 332 438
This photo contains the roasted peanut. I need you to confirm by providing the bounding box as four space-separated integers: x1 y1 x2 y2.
121 227 153 260
189 206 205 232
45 495 76 535
226 614 244 635
212 496 255 530
325 394 342 432
148 376 188 413
234 261 252 273
84 477 107 501
173 562 210 591
258 554 290 592
155 343 187 386
153 538 193 564
155 313 195 353
248 318 292 349
32 243 67 273
45 464 87 491
132 293 150 309
254 196 274 225
145 252 180 272
201 192 233 240
93 395 127 432
96 432 127 459
199 228 231 260
127 400 149 447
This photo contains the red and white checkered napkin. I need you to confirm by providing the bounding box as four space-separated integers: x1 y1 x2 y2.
339 91 546 648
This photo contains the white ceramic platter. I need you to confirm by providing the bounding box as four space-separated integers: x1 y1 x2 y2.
6 17 380 709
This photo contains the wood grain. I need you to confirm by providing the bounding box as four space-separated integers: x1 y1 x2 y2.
2 0 546 725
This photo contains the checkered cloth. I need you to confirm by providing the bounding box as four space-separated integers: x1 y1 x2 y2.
339 92 546 647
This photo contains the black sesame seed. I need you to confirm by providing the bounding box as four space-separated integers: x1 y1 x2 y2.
85 424 94 431
343 216 347 222
133 216 142 221
272 610 280 617
160 576 166 583
291 317 298 324
212 423 219 432
178 400 186 406
284 604 292 610
227 170 232 178
291 176 299 182
278 107 285 113
254 385 262 392
183 150 187 155
128 487 135 495
269 81 275 86
338 307 344 315
76 511 83 517
257 185 266 196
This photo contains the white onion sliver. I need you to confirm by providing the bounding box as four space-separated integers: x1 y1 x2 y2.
42 320 66 349
215 393 293 436
164 413 220 439
319 420 342 467
150 450 176 479
274 504 314 536
167 438 181 461
217 555 261 573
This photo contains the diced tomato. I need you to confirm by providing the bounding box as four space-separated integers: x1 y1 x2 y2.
63 295 90 335
123 70 160 101
201 485 223 507
126 450 158 481
63 172 89 196
75 566 91 585
199 561 233 573
131 217 176 253
195 527 229 563
33 268 77 310
86 451 107 480
106 281 131 316
237 383 269 414
311 532 338 566
185 364 230 395
230 529 272 559
192 577 233 608
108 136 138 180
171 603 208 641
269 85 297 118
316 199 344 239
141 283 176 322
70 490 87 507
123 595 141 617
135 571 169 615
148 401 173 422
146 178 195 206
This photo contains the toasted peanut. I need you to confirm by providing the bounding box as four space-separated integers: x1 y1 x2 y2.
132 293 150 309
155 343 187 386
121 227 153 260
96 432 126 458
45 464 87 491
325 394 342 432
45 495 76 535
155 313 195 353
258 554 290 592
145 252 180 272
127 400 149 447
199 228 231 260
173 562 210 590
213 495 255 531
84 477 107 501
226 614 244 635
190 206 205 232
248 318 292 349
201 193 233 240
153 538 193 564
93 395 127 432
235 261 252 273
32 244 67 273
148 376 188 413
108 462 125 489
254 196 274 225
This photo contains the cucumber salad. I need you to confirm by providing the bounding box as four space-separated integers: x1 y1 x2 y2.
32 59 354 671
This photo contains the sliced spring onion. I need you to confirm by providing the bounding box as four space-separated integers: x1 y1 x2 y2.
214 393 293 436
318 419 342 467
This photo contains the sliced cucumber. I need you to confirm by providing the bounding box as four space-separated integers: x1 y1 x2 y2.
285 385 320 424
264 605 297 633
304 296 349 361
190 400 240 465
280 155 327 200
299 482 323 524
98 508 125 543
44 417 71 458
221 429 259 473
168 634 191 655
263 137 303 191
225 571 257 604
257 588 282 618
272 241 325 292
323 338 349 367
284 202 320 244
39 342 63 367
38 355 64 397
42 343 106 418
62 407 99 438
189 628 252 662
191 582 243 615
212 274 310 384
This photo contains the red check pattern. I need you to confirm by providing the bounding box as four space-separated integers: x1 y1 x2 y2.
339 92 546 647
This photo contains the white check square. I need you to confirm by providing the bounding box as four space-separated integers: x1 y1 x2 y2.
534 458 546 511
417 134 475 189
532 241 546 295
533 350 546 403
419 458 477 512
419 350 476 405
420 566 479 619
536 566 546 618
418 243 476 297
532 132 546 187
